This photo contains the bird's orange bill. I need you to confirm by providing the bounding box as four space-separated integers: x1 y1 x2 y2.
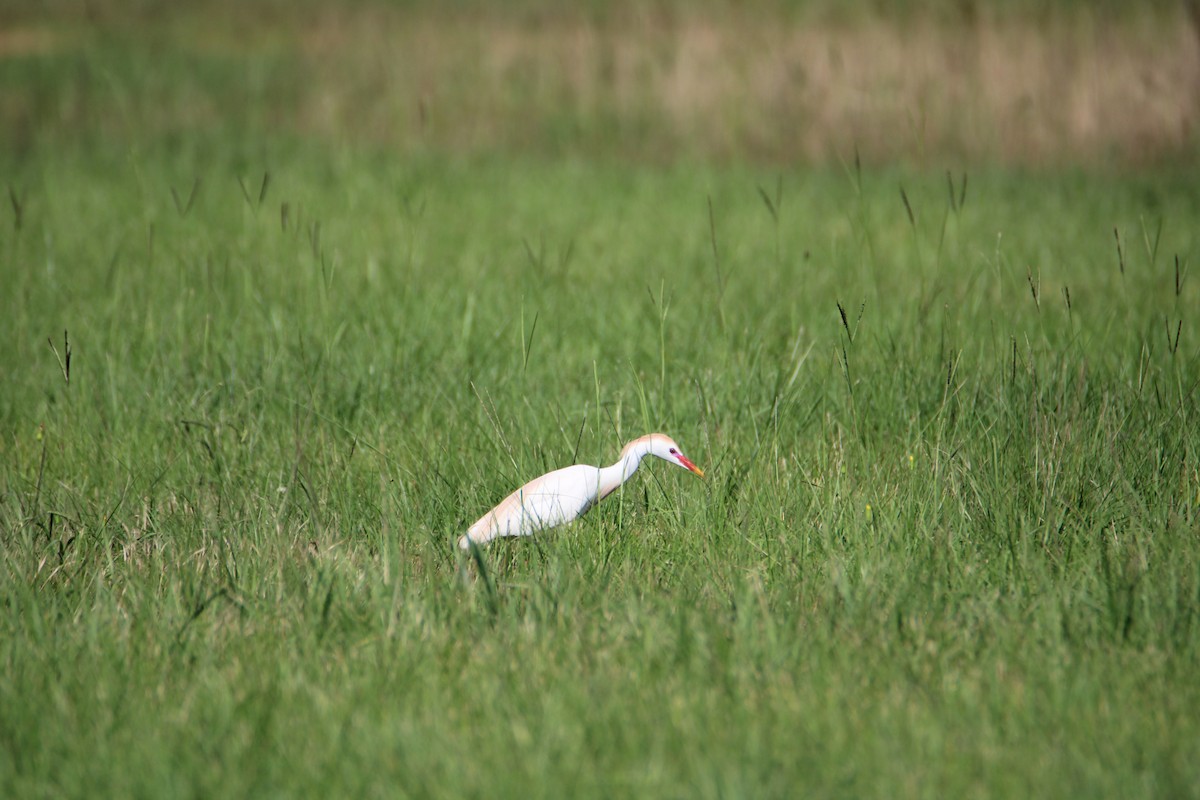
677 454 705 478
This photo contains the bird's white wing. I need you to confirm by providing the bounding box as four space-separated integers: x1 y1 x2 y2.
459 464 600 549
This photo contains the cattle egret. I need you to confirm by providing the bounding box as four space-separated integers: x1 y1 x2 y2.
458 433 704 550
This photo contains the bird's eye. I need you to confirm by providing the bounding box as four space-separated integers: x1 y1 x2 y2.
669 448 678 454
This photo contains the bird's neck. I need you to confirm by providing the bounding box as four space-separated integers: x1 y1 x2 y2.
597 445 648 499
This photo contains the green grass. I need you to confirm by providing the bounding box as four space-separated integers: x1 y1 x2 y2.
5 7 1198 796
1 138 1198 797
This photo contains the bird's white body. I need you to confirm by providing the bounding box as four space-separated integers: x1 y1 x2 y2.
458 433 703 550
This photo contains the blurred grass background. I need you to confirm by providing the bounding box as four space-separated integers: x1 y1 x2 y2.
3 0 1199 165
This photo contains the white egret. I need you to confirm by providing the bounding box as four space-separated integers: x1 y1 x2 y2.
458 433 704 550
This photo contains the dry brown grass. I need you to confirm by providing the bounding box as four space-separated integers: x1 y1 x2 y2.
5 3 1200 165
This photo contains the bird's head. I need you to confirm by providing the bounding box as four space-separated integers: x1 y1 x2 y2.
646 434 705 478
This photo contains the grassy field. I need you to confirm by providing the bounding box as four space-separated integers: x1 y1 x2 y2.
3 3 1200 798
3 142 1198 798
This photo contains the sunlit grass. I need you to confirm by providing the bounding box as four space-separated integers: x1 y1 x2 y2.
0 138 1197 797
